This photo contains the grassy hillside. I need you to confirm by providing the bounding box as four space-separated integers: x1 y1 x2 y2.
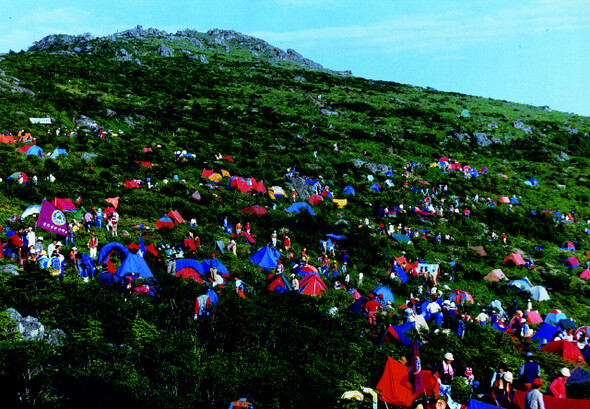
0 26 589 408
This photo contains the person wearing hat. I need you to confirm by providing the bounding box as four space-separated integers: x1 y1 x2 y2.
432 352 455 397
524 378 545 409
491 371 514 407
87 232 98 260
549 368 570 399
35 237 44 254
291 273 299 291
37 250 50 269
519 352 541 392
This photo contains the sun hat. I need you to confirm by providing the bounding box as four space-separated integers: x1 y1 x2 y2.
503 372 513 382
444 352 454 361
561 368 571 377
526 352 534 357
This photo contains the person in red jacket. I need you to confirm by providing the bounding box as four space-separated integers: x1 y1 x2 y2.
364 293 382 326
549 367 570 398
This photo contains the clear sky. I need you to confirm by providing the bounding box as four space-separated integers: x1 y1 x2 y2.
2 0 589 116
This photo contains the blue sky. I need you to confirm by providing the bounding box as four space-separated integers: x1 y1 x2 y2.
2 0 589 116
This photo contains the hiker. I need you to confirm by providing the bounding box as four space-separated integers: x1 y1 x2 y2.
166 246 177 274
519 352 541 392
110 211 119 236
194 292 211 320
549 368 570 398
490 372 514 407
271 230 277 247
234 276 246 298
87 232 98 260
209 253 218 282
284 235 291 250
291 274 299 290
433 352 455 397
227 238 237 256
524 379 545 409
364 293 382 326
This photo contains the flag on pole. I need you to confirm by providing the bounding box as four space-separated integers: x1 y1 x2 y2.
409 339 423 393
139 234 146 257
36 199 70 236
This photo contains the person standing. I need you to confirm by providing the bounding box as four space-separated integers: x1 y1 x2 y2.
549 368 570 398
87 232 98 260
524 379 545 409
519 352 541 392
291 274 299 291
166 246 177 274
433 352 455 398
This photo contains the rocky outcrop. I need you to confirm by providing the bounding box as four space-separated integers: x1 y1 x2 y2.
156 44 175 57
4 308 66 344
512 120 532 134
352 159 392 174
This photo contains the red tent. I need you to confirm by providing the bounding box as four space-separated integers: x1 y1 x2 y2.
142 147 152 152
308 195 324 205
298 274 327 296
17 144 33 152
540 340 585 363
298 265 319 274
394 256 408 266
0 134 15 143
526 310 543 324
254 180 266 193
503 253 525 266
167 210 185 224
201 169 214 178
499 196 510 203
127 243 159 259
134 160 152 167
242 206 268 216
103 207 117 215
267 274 288 291
376 357 439 406
124 180 140 189
581 269 590 279
105 197 119 209
176 268 204 283
52 198 77 211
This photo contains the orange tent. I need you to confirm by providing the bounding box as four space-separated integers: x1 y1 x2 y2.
503 253 525 266
0 134 15 143
376 357 439 406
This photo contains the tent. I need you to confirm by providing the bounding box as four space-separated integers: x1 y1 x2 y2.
503 253 525 266
563 256 580 268
8 171 28 182
532 322 560 346
267 186 286 199
201 258 230 277
208 173 222 182
382 322 414 346
285 202 315 215
326 234 347 241
175 259 205 282
298 273 327 296
21 204 41 219
373 286 395 304
308 195 324 205
376 357 439 407
249 245 281 270
116 252 154 280
392 233 411 244
124 180 140 189
0 134 15 143
295 264 319 276
332 199 348 208
134 160 152 167
25 145 44 158
155 216 175 229
98 242 130 264
49 148 67 159
558 318 576 330
540 340 585 363
369 183 381 192
266 273 291 292
545 310 567 325
467 401 502 409
580 269 590 279
191 190 201 200
560 241 576 251
242 205 267 216
484 269 506 282
468 246 487 257
514 390 590 409
499 196 510 203
528 285 550 301
508 279 532 291
166 210 185 224
51 198 77 211
343 186 355 195
527 310 543 324
449 290 474 304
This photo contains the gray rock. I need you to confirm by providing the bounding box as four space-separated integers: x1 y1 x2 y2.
320 109 338 117
352 159 392 174
106 108 117 117
115 48 133 62
487 122 498 129
18 316 45 341
5 308 22 322
156 44 175 57
294 76 306 82
46 329 66 345
554 151 570 162
565 127 579 134
0 264 19 274
285 176 316 201
512 120 532 134
74 115 98 128
541 106 552 112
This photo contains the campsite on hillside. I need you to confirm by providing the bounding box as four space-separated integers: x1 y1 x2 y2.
0 24 590 409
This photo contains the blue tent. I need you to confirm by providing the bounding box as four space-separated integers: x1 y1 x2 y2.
528 285 550 301
343 186 355 195
392 233 411 243
467 399 501 409
326 234 347 240
26 146 44 158
98 242 130 263
373 286 394 304
510 197 519 204
50 148 67 159
532 322 559 347
545 310 567 325
116 252 154 279
201 258 230 276
394 266 408 283
384 322 414 346
369 183 380 192
384 171 395 177
508 279 532 291
176 259 205 274
285 202 315 215
489 300 507 316
249 245 281 270
347 297 367 315
207 289 219 305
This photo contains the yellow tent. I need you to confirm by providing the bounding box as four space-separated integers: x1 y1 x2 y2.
332 199 348 208
221 169 231 178
268 186 286 200
208 173 222 182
